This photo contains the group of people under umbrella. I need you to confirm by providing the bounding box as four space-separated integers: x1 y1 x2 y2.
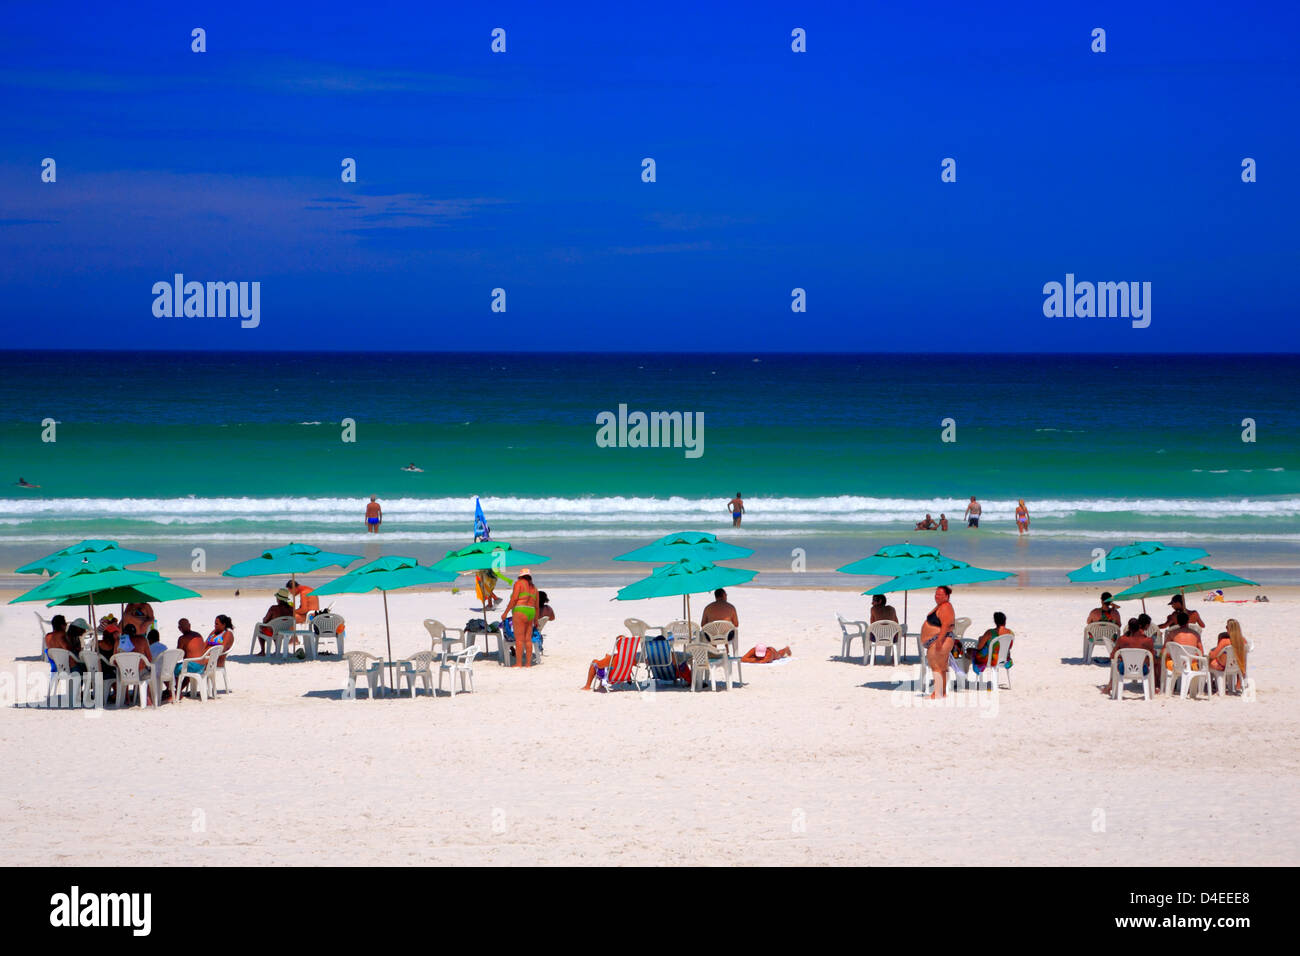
15 529 1258 704
832 539 1258 697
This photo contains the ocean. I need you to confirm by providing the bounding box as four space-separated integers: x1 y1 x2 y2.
2 351 1297 586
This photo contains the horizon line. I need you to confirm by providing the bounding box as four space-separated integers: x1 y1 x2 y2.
2 348 1298 357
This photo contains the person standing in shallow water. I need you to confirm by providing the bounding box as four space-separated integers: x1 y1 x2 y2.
365 495 382 533
727 492 745 527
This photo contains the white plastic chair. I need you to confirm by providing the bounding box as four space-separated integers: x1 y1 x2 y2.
424 619 467 660
177 646 222 702
686 641 729 692
952 617 972 640
866 621 902 666
310 612 346 657
1110 648 1154 700
1209 648 1247 697
664 619 702 650
1082 622 1119 663
966 632 1015 691
1164 643 1209 699
836 613 868 662
79 646 109 707
35 612 54 660
110 651 151 708
401 651 437 698
268 616 301 658
623 618 651 640
438 639 480 697
344 651 383 699
150 649 184 706
45 648 80 706
213 642 232 693
701 621 743 686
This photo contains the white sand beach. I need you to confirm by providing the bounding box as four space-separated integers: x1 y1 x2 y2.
2 585 1296 866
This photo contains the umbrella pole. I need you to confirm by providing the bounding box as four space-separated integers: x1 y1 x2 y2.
382 590 394 696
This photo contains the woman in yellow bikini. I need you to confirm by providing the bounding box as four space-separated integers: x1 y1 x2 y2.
502 569 539 667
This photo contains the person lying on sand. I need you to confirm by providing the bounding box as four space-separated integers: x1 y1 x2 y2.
741 644 791 663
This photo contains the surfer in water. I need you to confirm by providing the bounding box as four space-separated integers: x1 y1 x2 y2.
15 477 40 488
401 462 423 472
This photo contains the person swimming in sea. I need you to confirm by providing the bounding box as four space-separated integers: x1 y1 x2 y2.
15 477 40 488
401 462 423 472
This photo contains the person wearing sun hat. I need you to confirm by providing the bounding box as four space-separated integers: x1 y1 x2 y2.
1086 592 1121 628
255 586 296 656
501 568 539 668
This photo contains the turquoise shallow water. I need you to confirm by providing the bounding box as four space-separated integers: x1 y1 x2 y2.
1 351 1297 581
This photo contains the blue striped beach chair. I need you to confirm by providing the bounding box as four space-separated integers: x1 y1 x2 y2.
644 636 680 684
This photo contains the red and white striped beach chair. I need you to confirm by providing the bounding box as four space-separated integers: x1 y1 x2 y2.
600 635 645 691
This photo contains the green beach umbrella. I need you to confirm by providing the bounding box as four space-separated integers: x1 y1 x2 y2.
837 543 962 633
862 562 1014 647
1067 540 1212 612
42 576 201 607
310 556 457 683
223 542 363 585
614 532 754 619
431 541 551 574
16 540 157 576
1109 562 1258 602
614 558 758 636
433 541 552 630
863 564 1014 595
614 532 754 564
10 561 199 640
1066 541 1209 584
835 543 945 577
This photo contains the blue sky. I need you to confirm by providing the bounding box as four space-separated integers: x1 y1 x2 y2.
1 0 1296 352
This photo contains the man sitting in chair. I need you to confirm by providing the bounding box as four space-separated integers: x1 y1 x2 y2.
700 588 738 633
1086 592 1122 628
256 588 296 656
1161 595 1205 629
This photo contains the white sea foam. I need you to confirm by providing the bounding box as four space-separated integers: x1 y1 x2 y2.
5 494 1300 522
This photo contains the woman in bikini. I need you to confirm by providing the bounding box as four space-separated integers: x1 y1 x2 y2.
1207 618 1248 691
1015 500 1030 535
502 569 539 667
919 585 956 698
208 614 235 666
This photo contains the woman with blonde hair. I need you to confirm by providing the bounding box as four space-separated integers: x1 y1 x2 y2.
1208 618 1248 691
1014 499 1030 535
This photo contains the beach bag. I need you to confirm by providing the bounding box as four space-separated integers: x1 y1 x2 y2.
500 617 515 641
